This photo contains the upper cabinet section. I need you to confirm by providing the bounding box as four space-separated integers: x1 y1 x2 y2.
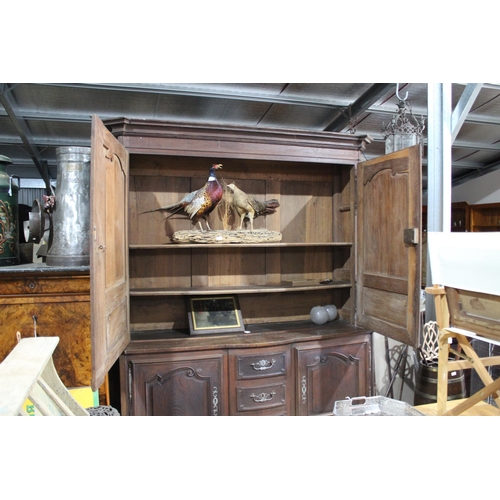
103 118 372 330
106 118 370 250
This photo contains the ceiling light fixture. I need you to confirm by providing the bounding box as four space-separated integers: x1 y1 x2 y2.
381 84 425 154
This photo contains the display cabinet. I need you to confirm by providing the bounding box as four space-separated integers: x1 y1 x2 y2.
90 116 422 415
470 202 500 232
451 201 470 231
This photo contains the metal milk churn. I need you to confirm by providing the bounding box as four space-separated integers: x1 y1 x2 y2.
46 146 91 267
0 155 20 266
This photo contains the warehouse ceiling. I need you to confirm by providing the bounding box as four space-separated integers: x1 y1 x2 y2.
2 82 500 193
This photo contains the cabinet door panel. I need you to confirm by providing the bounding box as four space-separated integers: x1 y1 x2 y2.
128 352 226 416
357 144 421 347
296 337 371 416
90 115 130 391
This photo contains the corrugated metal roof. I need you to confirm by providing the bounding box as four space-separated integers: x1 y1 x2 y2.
2 82 500 192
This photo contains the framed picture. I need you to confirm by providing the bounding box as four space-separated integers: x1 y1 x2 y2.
187 295 245 335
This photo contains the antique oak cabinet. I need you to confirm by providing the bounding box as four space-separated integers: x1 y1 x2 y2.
89 116 421 415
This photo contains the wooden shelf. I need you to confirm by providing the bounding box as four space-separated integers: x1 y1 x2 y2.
129 280 352 296
129 242 353 250
472 225 500 231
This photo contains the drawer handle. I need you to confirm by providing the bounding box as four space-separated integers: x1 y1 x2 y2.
250 358 276 371
249 391 276 403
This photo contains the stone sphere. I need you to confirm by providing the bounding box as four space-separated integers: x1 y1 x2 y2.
310 306 329 325
324 304 338 321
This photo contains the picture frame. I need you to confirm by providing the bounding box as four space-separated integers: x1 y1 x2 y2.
187 295 245 335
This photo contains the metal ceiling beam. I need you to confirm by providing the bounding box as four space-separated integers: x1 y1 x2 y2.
323 83 394 132
451 83 483 143
0 83 52 193
0 134 90 147
358 134 500 152
5 100 500 128
452 159 500 187
41 83 349 111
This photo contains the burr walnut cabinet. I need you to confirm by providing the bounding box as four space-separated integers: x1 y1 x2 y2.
89 116 422 415
0 267 92 389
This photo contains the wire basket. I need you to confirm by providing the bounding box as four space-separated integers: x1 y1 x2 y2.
333 396 424 416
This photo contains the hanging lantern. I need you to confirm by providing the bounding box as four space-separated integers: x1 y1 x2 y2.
381 87 425 154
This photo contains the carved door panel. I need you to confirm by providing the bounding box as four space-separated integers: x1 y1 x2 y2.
356 144 422 347
126 351 227 416
90 115 130 391
295 336 371 416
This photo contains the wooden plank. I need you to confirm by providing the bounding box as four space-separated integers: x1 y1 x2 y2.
0 337 59 415
38 358 88 416
443 376 500 416
437 330 451 415
416 398 500 416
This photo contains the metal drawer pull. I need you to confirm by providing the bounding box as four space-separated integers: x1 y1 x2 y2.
249 391 276 403
250 358 276 371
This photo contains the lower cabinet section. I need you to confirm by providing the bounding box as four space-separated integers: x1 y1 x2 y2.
120 324 372 416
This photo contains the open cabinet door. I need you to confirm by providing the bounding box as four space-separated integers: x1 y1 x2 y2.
90 115 130 391
356 144 421 347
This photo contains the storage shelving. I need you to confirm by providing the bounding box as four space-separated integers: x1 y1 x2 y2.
90 116 421 414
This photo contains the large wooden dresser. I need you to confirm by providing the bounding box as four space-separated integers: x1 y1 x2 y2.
49 116 420 416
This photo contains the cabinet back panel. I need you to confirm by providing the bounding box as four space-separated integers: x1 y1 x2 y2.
128 155 352 245
280 180 333 243
280 247 333 282
205 248 267 287
130 249 191 289
130 175 202 244
239 291 350 324
129 247 348 289
130 155 338 181
130 289 351 332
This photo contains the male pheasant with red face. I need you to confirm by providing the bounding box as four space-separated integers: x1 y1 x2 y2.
143 164 223 231
226 183 280 231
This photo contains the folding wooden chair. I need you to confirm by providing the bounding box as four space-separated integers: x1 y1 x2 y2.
425 285 500 415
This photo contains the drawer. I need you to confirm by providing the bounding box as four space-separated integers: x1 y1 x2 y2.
235 351 288 379
236 381 287 412
0 276 90 296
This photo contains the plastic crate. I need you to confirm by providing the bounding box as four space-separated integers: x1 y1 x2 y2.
333 396 424 416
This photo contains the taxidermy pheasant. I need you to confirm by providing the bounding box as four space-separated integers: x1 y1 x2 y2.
143 164 223 231
226 183 280 231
